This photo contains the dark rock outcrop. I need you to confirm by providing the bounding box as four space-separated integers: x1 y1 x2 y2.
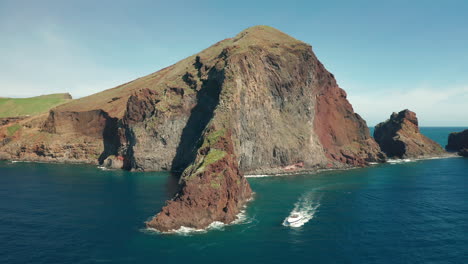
374 110 445 158
102 155 125 169
446 129 468 157
459 149 468 157
0 116 28 126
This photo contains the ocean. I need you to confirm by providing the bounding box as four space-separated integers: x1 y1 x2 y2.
0 127 467 264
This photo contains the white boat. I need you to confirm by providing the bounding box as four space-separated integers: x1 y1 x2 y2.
286 213 303 224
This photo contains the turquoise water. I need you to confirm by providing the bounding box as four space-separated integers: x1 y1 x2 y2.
1 127 467 263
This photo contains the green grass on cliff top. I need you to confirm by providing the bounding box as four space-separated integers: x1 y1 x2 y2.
0 93 72 118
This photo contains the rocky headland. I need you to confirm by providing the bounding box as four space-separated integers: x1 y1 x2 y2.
1 26 392 231
446 129 468 157
374 110 446 159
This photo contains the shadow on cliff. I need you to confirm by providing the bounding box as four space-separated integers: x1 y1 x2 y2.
98 112 120 164
170 62 225 178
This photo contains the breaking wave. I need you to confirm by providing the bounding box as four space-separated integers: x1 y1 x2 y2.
245 174 273 178
143 200 253 236
387 154 458 165
282 191 322 228
387 159 413 164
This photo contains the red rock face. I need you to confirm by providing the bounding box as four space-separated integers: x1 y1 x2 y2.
313 62 385 166
146 126 252 232
123 89 160 125
42 110 117 139
374 109 445 158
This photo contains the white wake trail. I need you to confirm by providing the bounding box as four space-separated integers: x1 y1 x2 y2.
283 191 322 228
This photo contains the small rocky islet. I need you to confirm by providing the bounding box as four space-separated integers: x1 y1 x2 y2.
373 109 445 158
446 129 468 157
0 26 460 232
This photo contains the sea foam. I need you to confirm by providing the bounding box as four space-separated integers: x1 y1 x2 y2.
143 198 254 236
387 159 413 164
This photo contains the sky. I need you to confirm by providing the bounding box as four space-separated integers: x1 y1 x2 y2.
0 0 467 126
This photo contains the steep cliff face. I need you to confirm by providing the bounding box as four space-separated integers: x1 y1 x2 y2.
43 109 120 162
313 66 385 166
0 25 386 231
120 88 194 171
225 42 329 173
374 110 445 158
446 129 468 157
0 113 104 164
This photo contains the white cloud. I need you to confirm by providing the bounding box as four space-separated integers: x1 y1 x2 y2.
0 24 140 98
348 86 468 126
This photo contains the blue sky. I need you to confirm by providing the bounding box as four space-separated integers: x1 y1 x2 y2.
1 0 467 126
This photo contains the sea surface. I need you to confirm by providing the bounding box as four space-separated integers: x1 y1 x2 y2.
1 127 467 264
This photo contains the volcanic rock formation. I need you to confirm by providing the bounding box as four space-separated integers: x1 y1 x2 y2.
0 26 386 231
374 110 445 158
446 129 468 157
146 125 252 231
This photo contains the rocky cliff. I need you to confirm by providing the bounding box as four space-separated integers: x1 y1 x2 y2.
0 26 386 231
374 110 445 158
446 129 468 157
146 124 252 231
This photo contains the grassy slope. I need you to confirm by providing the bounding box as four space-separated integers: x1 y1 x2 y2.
0 93 72 118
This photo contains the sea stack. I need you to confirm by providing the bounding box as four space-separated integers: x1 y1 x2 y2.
0 26 387 231
374 109 445 158
446 129 468 157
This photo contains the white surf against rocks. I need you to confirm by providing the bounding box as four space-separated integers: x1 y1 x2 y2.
143 199 254 236
387 159 413 164
283 191 322 228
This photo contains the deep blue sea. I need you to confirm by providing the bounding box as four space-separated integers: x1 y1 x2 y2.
1 127 467 264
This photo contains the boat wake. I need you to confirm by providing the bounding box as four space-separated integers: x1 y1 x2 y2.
282 191 322 228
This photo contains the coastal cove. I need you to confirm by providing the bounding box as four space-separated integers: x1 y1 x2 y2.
1 127 467 263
